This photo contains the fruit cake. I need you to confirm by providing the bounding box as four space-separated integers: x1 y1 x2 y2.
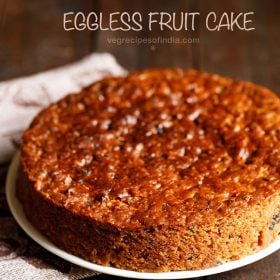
16 69 280 272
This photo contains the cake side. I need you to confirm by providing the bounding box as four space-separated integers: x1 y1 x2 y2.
17 162 280 272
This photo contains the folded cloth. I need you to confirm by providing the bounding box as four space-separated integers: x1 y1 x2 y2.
0 53 126 163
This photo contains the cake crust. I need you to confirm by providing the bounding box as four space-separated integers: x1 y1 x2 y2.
17 69 280 271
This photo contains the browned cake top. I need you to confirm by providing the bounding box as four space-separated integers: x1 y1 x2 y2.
21 69 280 228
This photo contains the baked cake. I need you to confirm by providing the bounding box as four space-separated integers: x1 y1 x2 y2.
16 69 280 272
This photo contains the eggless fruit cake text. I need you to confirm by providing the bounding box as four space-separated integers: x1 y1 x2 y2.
63 12 255 32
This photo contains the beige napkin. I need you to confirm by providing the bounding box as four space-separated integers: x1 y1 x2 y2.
0 53 126 163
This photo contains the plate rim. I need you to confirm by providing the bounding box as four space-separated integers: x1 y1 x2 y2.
5 151 280 279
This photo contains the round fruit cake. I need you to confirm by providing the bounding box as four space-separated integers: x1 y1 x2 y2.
17 69 280 272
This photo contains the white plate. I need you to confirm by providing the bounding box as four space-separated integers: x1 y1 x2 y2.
6 151 280 279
